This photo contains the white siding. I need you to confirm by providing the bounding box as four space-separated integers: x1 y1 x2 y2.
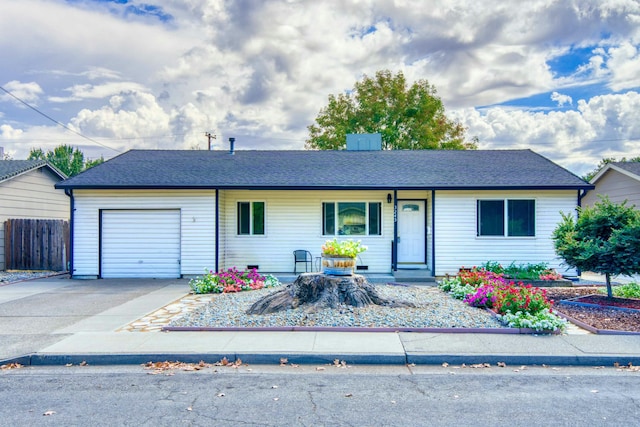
0 167 69 270
72 190 215 277
71 187 581 278
434 190 579 276
221 190 393 273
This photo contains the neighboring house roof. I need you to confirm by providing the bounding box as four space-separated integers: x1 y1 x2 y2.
56 149 591 191
590 161 640 184
0 160 66 184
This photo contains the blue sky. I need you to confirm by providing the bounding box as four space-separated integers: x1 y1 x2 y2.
1 0 639 175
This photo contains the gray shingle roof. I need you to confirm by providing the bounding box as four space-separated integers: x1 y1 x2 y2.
0 160 65 183
56 149 591 190
614 161 640 178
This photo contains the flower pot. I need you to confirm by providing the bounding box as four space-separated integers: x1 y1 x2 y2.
322 255 356 276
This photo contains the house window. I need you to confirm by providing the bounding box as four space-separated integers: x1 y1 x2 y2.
508 199 535 236
322 202 382 236
238 201 265 235
477 199 535 237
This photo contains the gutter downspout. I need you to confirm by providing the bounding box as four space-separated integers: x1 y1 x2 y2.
577 188 588 208
65 189 74 277
215 189 219 273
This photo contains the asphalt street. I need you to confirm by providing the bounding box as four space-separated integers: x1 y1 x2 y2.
1 364 639 426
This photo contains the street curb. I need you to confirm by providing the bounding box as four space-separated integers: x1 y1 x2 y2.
3 352 407 366
4 352 640 367
405 354 640 367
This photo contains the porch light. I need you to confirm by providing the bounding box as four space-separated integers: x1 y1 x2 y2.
387 193 392 204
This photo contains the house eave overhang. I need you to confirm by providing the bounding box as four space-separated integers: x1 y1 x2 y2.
3 162 66 184
54 183 595 191
590 164 640 184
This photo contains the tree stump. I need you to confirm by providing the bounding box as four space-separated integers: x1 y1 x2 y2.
246 273 415 315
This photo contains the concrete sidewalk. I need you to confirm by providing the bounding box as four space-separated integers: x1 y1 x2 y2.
2 277 640 367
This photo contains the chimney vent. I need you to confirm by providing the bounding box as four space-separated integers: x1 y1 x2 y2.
346 133 382 150
229 137 235 155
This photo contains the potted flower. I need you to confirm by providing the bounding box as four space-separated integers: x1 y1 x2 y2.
321 239 367 276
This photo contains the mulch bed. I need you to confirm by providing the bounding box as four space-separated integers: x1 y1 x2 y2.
545 287 640 333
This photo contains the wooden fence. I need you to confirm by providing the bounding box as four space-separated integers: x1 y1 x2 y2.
4 219 70 271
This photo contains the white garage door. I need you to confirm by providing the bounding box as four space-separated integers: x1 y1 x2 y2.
101 210 181 278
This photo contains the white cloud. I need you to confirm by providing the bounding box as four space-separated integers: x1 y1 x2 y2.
454 91 640 175
0 124 24 140
49 82 150 103
71 91 172 147
551 92 573 107
1 80 43 105
606 42 640 91
1 0 640 174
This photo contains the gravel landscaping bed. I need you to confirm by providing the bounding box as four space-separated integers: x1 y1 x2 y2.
169 284 507 329
0 271 61 284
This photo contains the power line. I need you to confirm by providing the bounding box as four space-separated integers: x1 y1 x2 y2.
0 85 121 153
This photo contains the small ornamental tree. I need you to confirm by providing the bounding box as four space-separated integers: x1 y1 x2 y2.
553 197 640 298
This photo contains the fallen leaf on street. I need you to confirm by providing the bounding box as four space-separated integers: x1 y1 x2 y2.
143 360 214 374
1 363 23 370
43 411 56 416
468 363 491 369
280 358 288 366
333 360 349 368
316 367 326 371
344 393 353 397
497 362 506 368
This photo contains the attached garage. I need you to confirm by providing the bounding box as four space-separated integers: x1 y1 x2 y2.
100 209 181 278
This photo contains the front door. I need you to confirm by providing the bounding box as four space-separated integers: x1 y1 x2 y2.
397 200 426 265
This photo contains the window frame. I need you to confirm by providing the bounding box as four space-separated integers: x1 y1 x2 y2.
237 201 266 236
477 198 536 238
322 201 382 237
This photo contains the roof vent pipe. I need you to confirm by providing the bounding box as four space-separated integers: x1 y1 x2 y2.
229 137 235 155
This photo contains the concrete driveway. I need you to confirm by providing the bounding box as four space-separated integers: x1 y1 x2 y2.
0 276 189 362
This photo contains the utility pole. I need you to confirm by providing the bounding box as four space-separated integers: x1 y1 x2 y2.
205 132 216 150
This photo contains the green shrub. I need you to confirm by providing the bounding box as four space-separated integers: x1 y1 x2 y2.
503 262 549 280
599 282 640 299
479 261 504 274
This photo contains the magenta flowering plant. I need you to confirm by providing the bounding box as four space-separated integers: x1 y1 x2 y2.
463 284 497 308
189 267 280 294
